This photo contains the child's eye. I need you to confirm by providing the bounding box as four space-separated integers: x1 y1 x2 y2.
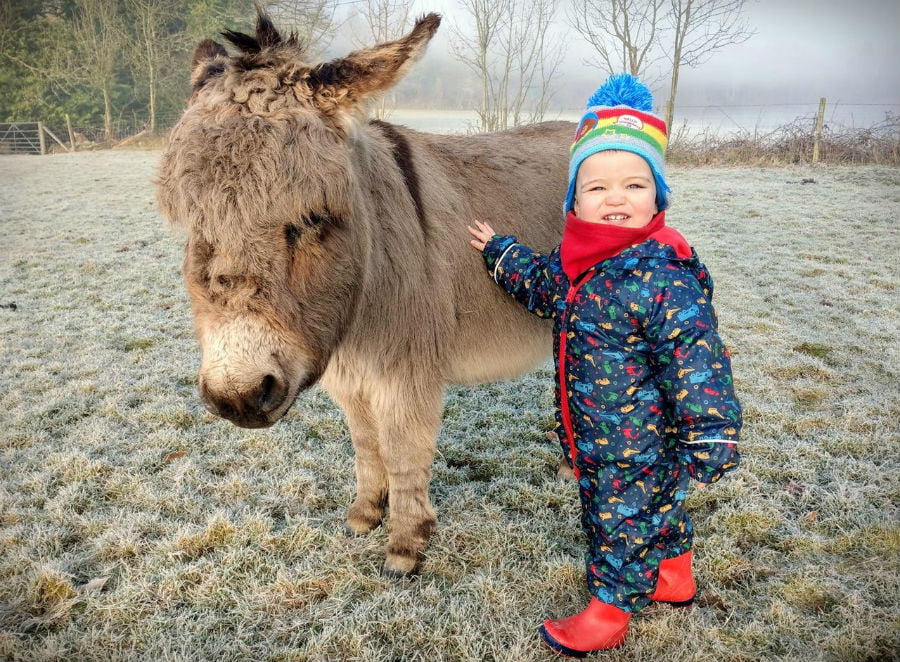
627 183 645 189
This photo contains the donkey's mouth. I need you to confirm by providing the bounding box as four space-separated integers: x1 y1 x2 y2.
199 372 284 428
199 368 322 428
221 411 277 429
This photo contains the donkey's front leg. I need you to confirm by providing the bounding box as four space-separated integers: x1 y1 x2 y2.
375 383 442 577
327 385 389 535
345 394 390 534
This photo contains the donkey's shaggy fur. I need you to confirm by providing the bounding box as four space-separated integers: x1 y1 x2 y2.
157 10 572 575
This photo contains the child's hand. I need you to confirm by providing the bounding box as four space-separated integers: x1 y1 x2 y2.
467 220 496 252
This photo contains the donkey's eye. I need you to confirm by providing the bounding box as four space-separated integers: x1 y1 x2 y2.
306 213 328 226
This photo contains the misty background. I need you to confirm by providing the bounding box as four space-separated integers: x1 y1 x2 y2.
1 0 898 140
377 0 900 130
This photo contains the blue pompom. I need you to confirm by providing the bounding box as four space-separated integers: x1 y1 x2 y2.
586 73 653 111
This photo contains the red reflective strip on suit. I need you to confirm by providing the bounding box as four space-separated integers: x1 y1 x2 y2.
558 272 593 481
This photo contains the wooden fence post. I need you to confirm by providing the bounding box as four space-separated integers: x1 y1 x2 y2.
812 97 826 164
66 114 76 152
42 125 71 152
37 121 47 155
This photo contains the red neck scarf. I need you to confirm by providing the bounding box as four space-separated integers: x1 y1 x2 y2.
560 210 692 280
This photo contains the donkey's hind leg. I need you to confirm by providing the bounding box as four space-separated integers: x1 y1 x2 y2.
374 380 442 577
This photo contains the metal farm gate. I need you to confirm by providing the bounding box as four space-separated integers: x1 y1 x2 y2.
0 122 69 154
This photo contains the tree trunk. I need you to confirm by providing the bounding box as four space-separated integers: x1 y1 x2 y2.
148 47 156 135
665 0 691 130
149 78 156 134
103 86 112 141
665 65 679 130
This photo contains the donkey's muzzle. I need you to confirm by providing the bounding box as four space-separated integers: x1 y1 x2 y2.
199 372 288 428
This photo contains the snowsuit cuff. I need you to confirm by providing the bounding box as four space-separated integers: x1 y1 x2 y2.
678 440 740 483
482 234 518 280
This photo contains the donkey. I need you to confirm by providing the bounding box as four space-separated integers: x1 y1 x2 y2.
156 10 573 576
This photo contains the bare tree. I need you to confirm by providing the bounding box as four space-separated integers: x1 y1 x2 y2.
69 0 127 141
569 0 666 78
357 0 414 119
663 0 754 128
450 0 505 132
263 0 340 55
127 0 179 135
507 0 563 126
451 0 562 132
358 0 413 44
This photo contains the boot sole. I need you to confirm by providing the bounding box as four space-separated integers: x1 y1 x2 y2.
538 624 623 659
655 597 695 608
653 589 698 608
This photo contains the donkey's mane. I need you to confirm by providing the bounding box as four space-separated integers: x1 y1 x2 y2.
221 11 305 68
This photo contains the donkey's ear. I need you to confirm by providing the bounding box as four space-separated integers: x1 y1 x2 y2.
190 39 229 93
309 13 440 113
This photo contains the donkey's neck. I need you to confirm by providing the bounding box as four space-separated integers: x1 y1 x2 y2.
336 120 452 369
370 121 425 228
353 121 433 272
365 120 430 240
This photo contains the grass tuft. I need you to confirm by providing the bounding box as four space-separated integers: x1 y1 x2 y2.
780 576 841 614
123 338 155 352
171 516 237 560
792 342 831 359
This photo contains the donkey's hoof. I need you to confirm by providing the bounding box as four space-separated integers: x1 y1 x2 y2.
381 565 417 581
381 562 419 582
346 516 382 536
557 458 577 482
347 503 384 535
382 553 419 578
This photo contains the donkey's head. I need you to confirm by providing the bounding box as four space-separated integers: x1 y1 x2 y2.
157 11 440 428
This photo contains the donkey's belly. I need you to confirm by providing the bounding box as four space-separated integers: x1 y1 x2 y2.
445 310 553 386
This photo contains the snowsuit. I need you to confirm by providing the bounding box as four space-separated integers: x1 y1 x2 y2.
482 230 741 612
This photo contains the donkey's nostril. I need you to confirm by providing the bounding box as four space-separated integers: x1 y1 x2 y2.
257 374 286 414
259 374 275 406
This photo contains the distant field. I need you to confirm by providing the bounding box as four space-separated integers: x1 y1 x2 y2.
1 150 898 661
371 106 896 136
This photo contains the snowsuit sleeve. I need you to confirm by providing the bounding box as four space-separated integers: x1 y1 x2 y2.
642 262 742 483
481 234 558 319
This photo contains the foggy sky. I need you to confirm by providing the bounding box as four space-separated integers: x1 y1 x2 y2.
396 0 900 110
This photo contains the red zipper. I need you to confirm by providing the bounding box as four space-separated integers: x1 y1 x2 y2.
558 271 593 481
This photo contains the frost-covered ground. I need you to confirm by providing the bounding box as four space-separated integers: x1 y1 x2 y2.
0 150 898 661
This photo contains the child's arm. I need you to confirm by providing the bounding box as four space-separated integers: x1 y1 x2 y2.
467 220 558 319
644 268 742 483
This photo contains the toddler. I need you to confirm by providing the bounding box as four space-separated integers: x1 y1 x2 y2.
467 74 741 657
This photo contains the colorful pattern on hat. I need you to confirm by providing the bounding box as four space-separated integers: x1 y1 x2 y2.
564 73 671 214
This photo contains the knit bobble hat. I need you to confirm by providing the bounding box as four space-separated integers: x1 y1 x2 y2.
564 73 670 214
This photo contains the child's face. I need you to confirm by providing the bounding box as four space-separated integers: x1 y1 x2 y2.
573 150 658 228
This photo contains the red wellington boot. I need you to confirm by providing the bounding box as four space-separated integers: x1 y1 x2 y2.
538 599 632 658
651 550 697 607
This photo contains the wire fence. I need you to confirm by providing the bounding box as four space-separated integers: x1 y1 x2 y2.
4 102 899 164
